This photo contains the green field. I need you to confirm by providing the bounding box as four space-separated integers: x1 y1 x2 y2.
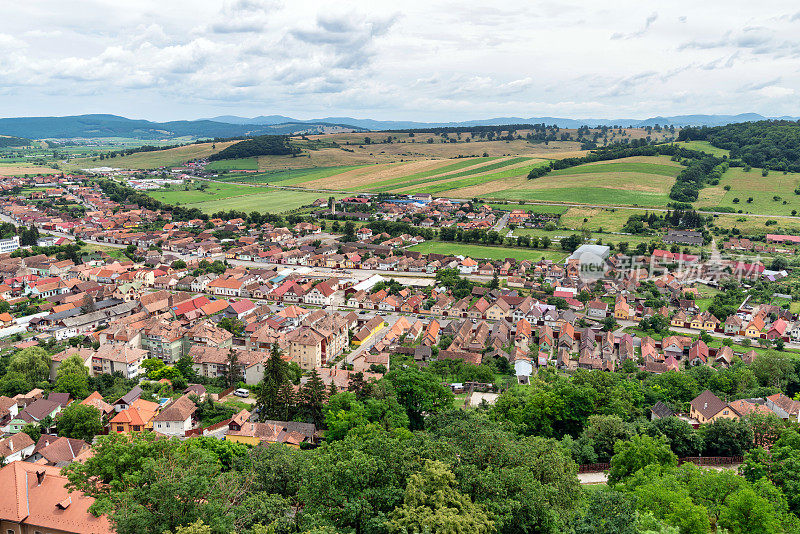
182 190 333 214
678 140 731 158
205 158 259 171
218 165 367 186
480 202 569 214
146 182 257 205
407 241 567 262
479 156 678 207
549 160 681 178
487 186 671 207
696 166 800 217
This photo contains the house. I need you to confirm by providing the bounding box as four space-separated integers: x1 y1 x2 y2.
0 461 113 534
586 299 608 319
765 393 800 422
152 395 197 437
0 432 35 462
109 398 159 433
226 420 317 447
650 401 674 420
8 399 62 434
689 390 738 424
687 340 709 366
29 434 91 465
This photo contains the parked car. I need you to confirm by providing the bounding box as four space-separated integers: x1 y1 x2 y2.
234 388 250 398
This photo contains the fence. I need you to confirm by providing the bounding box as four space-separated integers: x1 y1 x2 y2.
578 456 744 473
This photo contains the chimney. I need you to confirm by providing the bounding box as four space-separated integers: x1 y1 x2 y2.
36 469 45 486
7 439 12 451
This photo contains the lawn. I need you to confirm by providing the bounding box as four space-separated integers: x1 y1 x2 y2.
81 242 127 259
182 190 333 214
696 166 800 217
205 157 259 171
407 241 567 262
559 207 637 232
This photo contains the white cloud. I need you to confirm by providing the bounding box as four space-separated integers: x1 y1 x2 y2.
757 86 795 98
1 1 800 120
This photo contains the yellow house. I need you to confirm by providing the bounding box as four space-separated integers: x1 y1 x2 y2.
689 316 704 330
352 316 385 346
689 390 739 424
745 316 765 338
671 311 687 327
703 315 720 331
614 299 632 320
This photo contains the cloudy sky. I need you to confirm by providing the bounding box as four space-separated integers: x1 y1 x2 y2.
1 0 799 121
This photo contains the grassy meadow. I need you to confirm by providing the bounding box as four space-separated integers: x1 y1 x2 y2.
407 241 568 262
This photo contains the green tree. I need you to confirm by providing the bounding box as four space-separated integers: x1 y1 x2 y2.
387 459 494 534
299 369 327 426
63 433 237 534
255 344 290 420
699 417 753 456
8 346 50 385
56 403 103 441
609 434 677 485
385 367 453 430
54 354 90 399
224 349 241 389
141 358 166 377
719 486 780 534
574 490 638 534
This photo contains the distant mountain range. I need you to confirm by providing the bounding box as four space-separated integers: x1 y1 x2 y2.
207 112 798 130
0 114 366 140
0 112 796 140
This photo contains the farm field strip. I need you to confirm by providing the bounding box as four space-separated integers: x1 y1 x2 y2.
397 160 551 195
215 165 367 185
360 157 499 191
486 186 671 207
366 157 534 192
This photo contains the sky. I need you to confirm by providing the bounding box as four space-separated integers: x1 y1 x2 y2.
1 0 800 122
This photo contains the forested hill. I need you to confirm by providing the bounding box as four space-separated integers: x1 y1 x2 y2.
679 120 800 171
0 114 363 140
207 135 299 160
0 135 32 148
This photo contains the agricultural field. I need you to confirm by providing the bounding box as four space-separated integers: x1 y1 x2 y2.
696 166 800 217
180 190 334 214
145 182 257 205
215 165 368 186
678 140 731 158
70 140 238 170
481 156 681 207
711 213 800 235
407 241 567 262
0 163 62 175
480 202 569 214
205 157 259 171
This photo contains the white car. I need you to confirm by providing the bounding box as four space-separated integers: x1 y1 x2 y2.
233 388 250 398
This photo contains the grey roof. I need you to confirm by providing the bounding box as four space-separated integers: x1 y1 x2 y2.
651 401 674 419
